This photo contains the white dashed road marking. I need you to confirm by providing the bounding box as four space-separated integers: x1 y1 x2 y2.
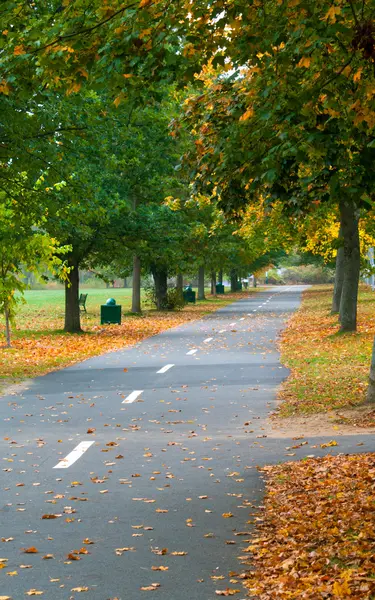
122 390 144 404
186 349 198 355
203 337 213 343
229 322 236 326
219 329 226 333
53 441 95 469
157 364 175 373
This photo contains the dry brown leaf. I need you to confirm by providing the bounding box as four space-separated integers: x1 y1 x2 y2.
115 547 136 555
140 583 160 591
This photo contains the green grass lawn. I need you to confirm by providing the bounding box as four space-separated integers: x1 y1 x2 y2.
16 286 219 333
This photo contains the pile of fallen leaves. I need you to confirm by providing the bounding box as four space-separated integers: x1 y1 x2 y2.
0 292 248 385
243 453 375 599
279 285 375 415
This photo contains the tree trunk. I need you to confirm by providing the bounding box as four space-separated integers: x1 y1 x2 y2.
151 264 168 310
198 266 205 300
64 256 82 333
131 255 141 313
366 336 375 402
218 269 223 285
230 270 237 292
253 276 257 288
339 200 360 332
176 273 183 293
123 277 128 288
211 271 217 297
4 305 11 348
331 230 345 314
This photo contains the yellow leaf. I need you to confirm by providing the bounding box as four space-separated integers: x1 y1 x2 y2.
297 56 311 68
14 44 26 56
139 0 152 6
239 108 254 121
323 6 341 23
320 440 338 448
66 82 81 95
123 74 133 79
2 30 9 36
139 28 152 38
25 592 44 597
332 580 351 597
114 94 124 108
353 68 363 83
0 80 10 95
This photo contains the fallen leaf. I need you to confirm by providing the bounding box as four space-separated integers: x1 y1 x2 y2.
140 583 160 591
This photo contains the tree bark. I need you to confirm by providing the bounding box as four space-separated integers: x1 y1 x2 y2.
176 273 183 293
151 264 168 310
211 271 217 297
253 276 257 288
131 255 141 313
230 269 237 292
198 266 205 300
218 269 223 285
331 229 345 314
64 256 82 333
4 305 11 348
339 200 360 332
366 336 375 403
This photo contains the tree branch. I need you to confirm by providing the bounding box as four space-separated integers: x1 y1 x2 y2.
29 0 144 54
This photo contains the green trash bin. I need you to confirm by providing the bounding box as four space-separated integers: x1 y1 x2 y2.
215 283 225 294
101 298 122 324
236 281 243 291
183 286 196 304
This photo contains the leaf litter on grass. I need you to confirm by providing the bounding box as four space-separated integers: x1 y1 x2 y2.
277 285 375 420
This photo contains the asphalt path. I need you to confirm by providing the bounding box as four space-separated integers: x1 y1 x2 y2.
1 286 373 600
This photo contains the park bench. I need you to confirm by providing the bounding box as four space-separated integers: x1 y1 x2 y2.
79 293 88 313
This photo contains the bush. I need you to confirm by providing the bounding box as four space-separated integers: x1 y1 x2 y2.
165 288 185 310
144 282 186 310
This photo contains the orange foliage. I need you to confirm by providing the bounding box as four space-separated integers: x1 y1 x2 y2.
244 454 375 599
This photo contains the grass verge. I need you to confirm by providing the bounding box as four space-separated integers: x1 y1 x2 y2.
243 454 375 599
278 284 375 416
0 289 253 388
